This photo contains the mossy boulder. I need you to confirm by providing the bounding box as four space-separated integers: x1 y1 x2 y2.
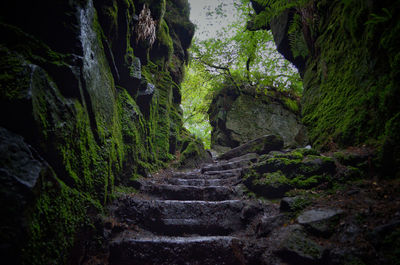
208 85 308 153
176 128 212 169
243 148 336 198
244 170 292 198
276 225 325 264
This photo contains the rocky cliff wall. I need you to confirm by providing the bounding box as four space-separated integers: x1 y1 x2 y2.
208 85 308 154
0 0 203 264
250 0 400 177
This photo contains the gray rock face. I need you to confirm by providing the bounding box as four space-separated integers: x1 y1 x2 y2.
276 225 325 264
208 87 308 154
297 208 344 237
269 9 306 75
0 127 42 189
226 94 304 147
297 208 343 224
0 127 52 263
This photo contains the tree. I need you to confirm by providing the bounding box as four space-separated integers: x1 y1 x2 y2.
181 0 303 146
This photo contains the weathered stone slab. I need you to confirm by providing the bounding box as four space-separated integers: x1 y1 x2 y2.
218 135 284 160
297 208 344 237
140 183 235 201
115 199 245 235
109 235 244 265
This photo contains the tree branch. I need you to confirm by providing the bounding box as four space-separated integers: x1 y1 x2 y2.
193 56 241 91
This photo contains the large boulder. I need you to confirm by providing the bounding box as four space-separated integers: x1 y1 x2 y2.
208 86 308 154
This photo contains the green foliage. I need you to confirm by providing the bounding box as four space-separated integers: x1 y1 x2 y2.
251 0 311 28
191 17 302 92
181 62 212 148
182 0 302 146
288 13 309 59
283 97 300 113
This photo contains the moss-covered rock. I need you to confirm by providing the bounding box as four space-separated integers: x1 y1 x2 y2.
251 0 400 177
243 148 336 198
208 85 308 153
177 129 212 169
276 225 325 264
0 0 196 263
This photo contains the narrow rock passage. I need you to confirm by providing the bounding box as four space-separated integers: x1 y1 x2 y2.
107 152 278 265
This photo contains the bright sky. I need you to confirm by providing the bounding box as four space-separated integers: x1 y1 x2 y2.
187 0 237 40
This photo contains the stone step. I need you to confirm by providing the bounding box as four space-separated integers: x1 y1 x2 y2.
163 177 239 186
140 183 235 201
201 159 253 173
172 171 202 179
172 169 241 179
203 168 242 178
109 235 244 265
200 153 258 173
115 199 245 235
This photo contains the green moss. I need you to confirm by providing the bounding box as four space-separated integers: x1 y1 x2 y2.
300 0 400 158
114 185 138 195
0 46 31 101
254 171 290 187
283 97 300 113
297 147 319 156
290 174 325 188
141 60 184 164
0 0 196 263
288 196 312 212
152 18 174 66
116 88 157 177
180 141 200 160
22 177 102 265
273 150 304 160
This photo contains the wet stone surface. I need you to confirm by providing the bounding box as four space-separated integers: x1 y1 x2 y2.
84 137 400 265
105 147 283 265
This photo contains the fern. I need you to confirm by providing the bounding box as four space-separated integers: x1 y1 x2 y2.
365 8 392 25
253 0 310 23
288 13 309 59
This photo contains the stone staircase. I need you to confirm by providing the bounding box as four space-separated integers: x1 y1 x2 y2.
107 152 278 265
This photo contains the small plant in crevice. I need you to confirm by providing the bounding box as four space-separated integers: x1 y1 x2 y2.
135 4 156 48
